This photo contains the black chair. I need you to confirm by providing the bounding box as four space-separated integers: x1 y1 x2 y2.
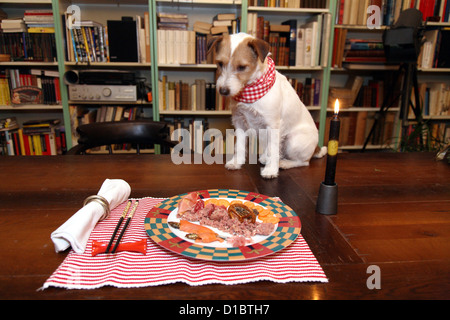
66 120 176 155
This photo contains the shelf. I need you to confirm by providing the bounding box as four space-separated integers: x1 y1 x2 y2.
335 25 387 30
326 107 400 112
0 0 51 3
332 65 400 71
416 115 450 120
160 106 322 116
68 100 151 105
248 6 328 14
70 0 150 4
157 0 242 4
158 63 216 70
276 66 323 71
418 68 450 73
0 104 62 110
65 62 152 68
340 144 393 150
426 22 450 27
85 148 155 155
0 62 58 67
160 110 231 116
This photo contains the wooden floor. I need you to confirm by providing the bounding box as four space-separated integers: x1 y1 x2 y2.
0 152 449 300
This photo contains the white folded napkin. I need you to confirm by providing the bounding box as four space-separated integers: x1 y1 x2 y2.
51 178 131 254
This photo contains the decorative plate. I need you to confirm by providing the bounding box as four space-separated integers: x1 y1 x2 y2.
144 189 301 261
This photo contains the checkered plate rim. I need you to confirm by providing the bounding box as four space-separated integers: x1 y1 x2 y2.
144 189 301 261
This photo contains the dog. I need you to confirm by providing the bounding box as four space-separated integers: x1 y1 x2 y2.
208 33 327 179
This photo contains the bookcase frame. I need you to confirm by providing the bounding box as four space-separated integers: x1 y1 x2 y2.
1 0 448 154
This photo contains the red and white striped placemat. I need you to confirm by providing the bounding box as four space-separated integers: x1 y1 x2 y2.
42 197 327 289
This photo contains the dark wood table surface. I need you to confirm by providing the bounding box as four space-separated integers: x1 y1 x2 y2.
1 152 449 300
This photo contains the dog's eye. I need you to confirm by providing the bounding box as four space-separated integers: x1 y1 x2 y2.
217 61 223 69
237 65 247 72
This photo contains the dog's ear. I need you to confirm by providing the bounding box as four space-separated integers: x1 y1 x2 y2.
207 36 223 56
248 38 270 63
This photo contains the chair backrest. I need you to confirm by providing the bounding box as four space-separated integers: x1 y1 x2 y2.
66 120 176 155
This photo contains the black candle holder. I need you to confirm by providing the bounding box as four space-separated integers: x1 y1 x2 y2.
316 182 338 215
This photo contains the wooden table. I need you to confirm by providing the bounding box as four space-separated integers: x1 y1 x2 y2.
1 152 449 300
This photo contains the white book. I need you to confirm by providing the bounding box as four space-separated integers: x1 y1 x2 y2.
295 27 305 67
157 29 166 64
303 28 313 67
165 30 174 64
191 83 197 111
320 13 331 67
174 30 182 64
189 31 196 64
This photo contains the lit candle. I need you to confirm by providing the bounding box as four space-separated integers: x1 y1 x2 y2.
324 99 340 186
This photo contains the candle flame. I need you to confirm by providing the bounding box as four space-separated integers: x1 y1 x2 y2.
334 99 340 114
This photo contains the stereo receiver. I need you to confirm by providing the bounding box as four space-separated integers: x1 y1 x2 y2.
68 85 137 102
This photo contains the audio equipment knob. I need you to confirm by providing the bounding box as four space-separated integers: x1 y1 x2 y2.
102 88 112 97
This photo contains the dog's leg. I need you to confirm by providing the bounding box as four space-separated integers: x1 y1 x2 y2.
258 129 268 164
279 159 310 169
260 127 280 179
280 127 318 170
225 128 246 170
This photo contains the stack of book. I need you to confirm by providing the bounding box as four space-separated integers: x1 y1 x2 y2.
419 28 450 69
0 118 66 156
0 26 56 61
353 79 385 108
248 0 327 9
1 69 61 105
157 28 196 64
0 18 26 32
416 82 450 117
193 13 239 35
287 76 322 107
0 75 11 105
65 14 150 63
336 0 449 27
247 14 331 67
158 76 223 112
333 34 385 69
23 9 54 33
157 12 193 64
157 12 240 65
342 38 386 66
0 117 19 156
157 12 188 30
417 0 449 23
210 13 239 35
65 20 107 63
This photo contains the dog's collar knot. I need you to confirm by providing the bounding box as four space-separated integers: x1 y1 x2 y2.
233 57 276 103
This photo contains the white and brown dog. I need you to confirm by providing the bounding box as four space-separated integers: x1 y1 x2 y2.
208 33 326 179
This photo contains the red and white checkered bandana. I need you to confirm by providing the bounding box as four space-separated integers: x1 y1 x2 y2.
233 57 276 103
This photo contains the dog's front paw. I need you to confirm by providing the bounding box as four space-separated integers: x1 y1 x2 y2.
225 159 242 170
258 154 267 165
261 166 278 179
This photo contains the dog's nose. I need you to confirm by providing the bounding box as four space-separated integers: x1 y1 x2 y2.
219 87 230 96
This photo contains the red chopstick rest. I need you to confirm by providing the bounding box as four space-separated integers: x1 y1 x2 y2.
91 239 147 256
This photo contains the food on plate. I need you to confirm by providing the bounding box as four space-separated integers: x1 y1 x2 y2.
169 220 224 243
228 203 256 223
177 192 202 216
173 192 277 244
258 209 280 224
227 235 250 247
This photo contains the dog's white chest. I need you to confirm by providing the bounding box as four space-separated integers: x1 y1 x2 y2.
233 102 268 130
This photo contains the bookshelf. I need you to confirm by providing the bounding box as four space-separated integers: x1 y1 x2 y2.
330 0 450 151
1 0 448 156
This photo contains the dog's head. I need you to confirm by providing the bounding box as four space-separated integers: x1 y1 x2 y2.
207 33 270 98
